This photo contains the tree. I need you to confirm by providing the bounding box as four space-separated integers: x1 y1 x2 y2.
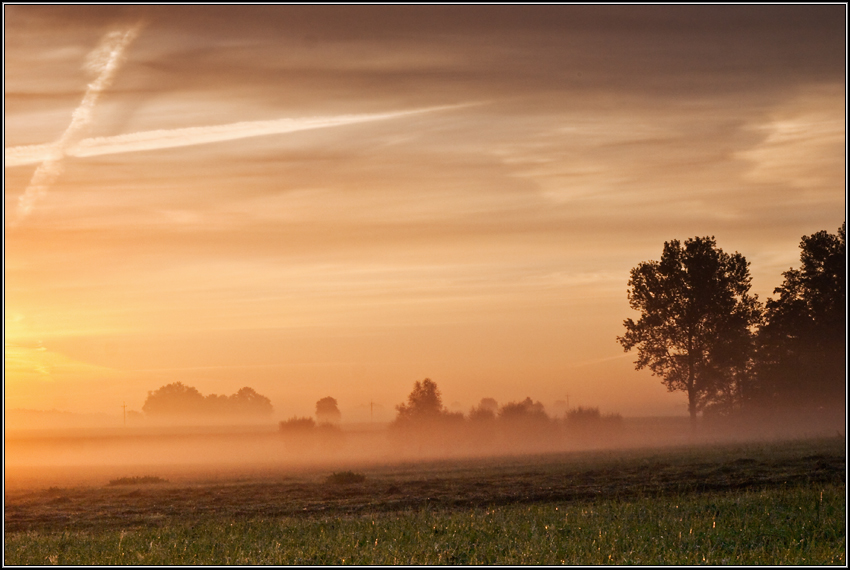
617 236 762 429
498 397 548 422
756 223 845 409
394 378 446 421
141 382 273 417
390 379 463 455
315 396 342 424
228 387 273 416
468 397 498 422
142 382 205 416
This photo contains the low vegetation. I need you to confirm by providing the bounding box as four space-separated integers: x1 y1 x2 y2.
5 483 844 565
326 471 366 485
107 476 168 486
278 416 316 432
5 437 844 565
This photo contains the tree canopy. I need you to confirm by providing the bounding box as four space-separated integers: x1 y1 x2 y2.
498 398 548 422
316 396 342 424
142 382 205 416
395 378 445 421
617 236 762 427
142 382 273 417
756 223 845 409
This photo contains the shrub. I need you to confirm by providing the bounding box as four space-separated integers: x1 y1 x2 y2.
108 476 168 486
326 471 366 484
567 406 602 423
469 398 498 422
279 416 316 433
567 406 623 425
499 397 549 422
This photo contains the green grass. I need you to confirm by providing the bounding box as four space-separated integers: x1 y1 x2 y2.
5 437 845 564
5 483 844 565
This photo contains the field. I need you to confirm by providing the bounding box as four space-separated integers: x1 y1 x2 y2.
4 436 846 565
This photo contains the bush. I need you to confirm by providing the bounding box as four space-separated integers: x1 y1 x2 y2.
279 416 316 433
108 476 168 486
498 398 549 422
567 406 602 423
326 471 365 484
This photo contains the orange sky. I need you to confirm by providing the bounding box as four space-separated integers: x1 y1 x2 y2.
4 6 846 421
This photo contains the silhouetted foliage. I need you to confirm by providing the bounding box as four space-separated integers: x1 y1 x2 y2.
564 406 623 441
228 387 274 415
756 223 846 410
618 236 762 428
498 398 548 422
126 410 143 423
390 379 465 454
566 406 622 426
108 476 168 486
316 396 342 424
494 398 552 444
142 382 205 416
278 416 316 433
142 383 273 418
468 398 498 422
278 416 343 452
566 406 601 423
394 378 448 422
326 471 365 485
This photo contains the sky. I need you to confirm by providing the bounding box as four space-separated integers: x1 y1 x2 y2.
4 6 846 422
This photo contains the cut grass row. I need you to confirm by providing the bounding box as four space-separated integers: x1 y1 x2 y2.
6 437 844 533
6 483 844 565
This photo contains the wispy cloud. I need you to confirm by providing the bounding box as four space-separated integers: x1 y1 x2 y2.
5 104 472 168
15 25 142 221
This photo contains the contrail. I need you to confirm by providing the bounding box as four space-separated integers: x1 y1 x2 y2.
15 25 142 221
5 104 469 168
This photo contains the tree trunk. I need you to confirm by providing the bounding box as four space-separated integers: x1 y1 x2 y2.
688 389 697 433
687 332 697 433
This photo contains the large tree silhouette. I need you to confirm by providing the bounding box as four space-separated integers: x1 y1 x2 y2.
756 223 845 410
617 236 762 428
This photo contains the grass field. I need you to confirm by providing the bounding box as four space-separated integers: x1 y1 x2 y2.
4 437 845 565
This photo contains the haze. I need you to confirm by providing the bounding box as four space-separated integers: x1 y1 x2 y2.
4 6 845 424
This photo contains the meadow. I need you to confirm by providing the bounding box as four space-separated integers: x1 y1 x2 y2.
4 435 845 565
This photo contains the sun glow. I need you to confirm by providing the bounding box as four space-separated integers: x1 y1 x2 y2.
3 6 844 421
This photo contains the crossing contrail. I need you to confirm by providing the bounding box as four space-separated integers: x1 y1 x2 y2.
5 104 469 169
15 25 142 221
8 22 480 222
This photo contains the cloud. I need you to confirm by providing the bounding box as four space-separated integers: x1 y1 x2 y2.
15 25 142 220
735 85 845 190
5 104 472 168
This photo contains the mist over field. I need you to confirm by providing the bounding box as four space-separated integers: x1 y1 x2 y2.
5 406 844 493
3 7 845 564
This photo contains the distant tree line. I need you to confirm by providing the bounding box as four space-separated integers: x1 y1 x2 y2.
142 382 273 417
390 378 620 433
278 396 342 435
278 380 620 446
618 223 845 426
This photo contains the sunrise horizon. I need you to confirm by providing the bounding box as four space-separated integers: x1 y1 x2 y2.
5 5 845 425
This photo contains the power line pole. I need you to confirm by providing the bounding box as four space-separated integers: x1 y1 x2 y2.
122 401 127 427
